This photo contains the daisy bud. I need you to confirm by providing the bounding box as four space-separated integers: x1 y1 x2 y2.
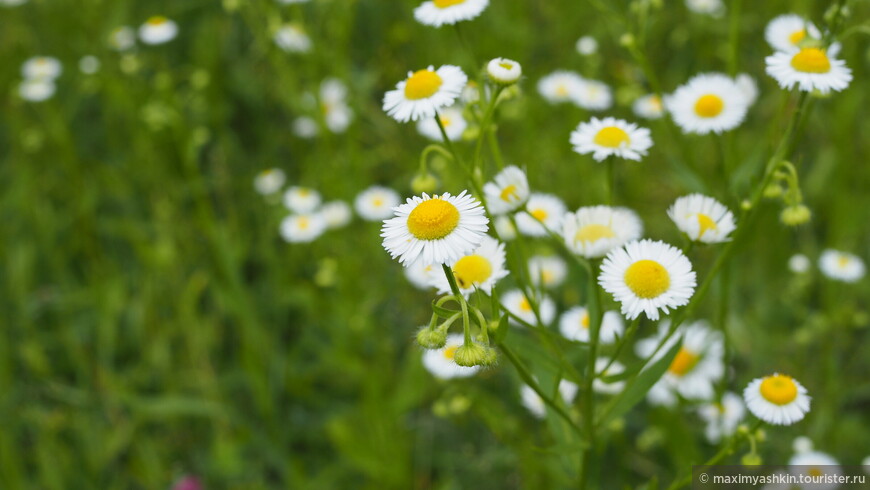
763 183 784 198
741 453 763 466
453 342 488 367
487 58 522 86
411 172 439 194
781 204 812 226
479 346 498 366
740 200 752 211
417 326 447 349
619 33 636 49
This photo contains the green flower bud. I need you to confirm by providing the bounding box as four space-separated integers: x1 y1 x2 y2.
741 453 763 466
453 342 488 367
411 172 439 194
763 184 784 198
479 346 498 366
781 204 812 226
619 33 636 49
416 326 447 349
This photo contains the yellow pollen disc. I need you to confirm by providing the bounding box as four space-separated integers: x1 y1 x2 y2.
696 213 718 238
789 29 806 45
147 16 168 25
808 468 823 478
372 197 384 207
790 48 831 73
453 255 493 289
555 84 568 97
542 270 554 284
759 374 799 405
531 209 548 221
594 126 630 148
650 95 662 110
715 402 726 414
298 217 310 230
575 224 615 244
581 313 590 329
500 184 519 202
298 189 310 197
443 345 458 360
519 298 532 312
837 256 850 268
624 260 671 299
694 94 724 118
404 70 443 100
441 117 452 127
668 347 700 376
434 0 466 8
407 198 460 240
498 62 513 70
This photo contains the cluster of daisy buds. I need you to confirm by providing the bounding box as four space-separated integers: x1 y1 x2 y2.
764 160 812 226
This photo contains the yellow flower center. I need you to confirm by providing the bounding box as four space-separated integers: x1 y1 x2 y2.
837 256 850 268
404 69 443 100
541 270 554 284
759 374 799 405
441 116 452 127
668 347 700 376
555 84 568 97
519 298 533 313
406 198 460 240
443 345 458 360
372 197 384 207
453 255 493 289
434 0 466 8
498 62 513 70
147 16 168 26
624 260 671 299
593 126 630 148
696 213 718 238
500 184 519 202
790 48 831 73
575 224 615 244
650 95 662 111
694 94 724 118
581 312 590 329
808 468 823 478
789 29 807 45
530 208 548 221
298 217 310 230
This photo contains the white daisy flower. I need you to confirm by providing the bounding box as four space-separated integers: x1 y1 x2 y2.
743 373 811 425
274 24 311 53
502 289 556 326
572 79 613 111
735 73 759 105
765 14 823 53
528 255 567 289
599 239 697 321
520 380 578 418
819 249 865 283
280 213 327 243
765 47 852 94
632 93 665 120
383 65 467 123
493 215 517 241
18 78 55 102
483 165 529 216
422 333 481 379
254 168 286 196
404 260 439 290
354 186 401 221
109 26 136 51
668 194 736 243
788 253 811 274
430 236 508 295
570 117 653 162
563 205 643 259
515 193 566 237
79 56 100 75
576 36 598 55
292 116 318 138
487 58 522 85
320 78 352 133
666 73 750 134
321 200 352 229
283 186 321 214
22 57 62 80
381 191 488 267
789 451 841 490
417 106 467 142
697 392 746 443
793 436 815 454
413 0 489 28
594 358 626 394
138 16 178 45
559 307 624 344
685 0 724 16
537 71 584 104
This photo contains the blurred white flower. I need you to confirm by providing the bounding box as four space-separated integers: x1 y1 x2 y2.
18 78 56 102
22 57 62 80
139 16 179 45
254 168 286 196
79 56 101 75
788 254 811 274
274 24 311 53
575 36 598 55
109 26 137 51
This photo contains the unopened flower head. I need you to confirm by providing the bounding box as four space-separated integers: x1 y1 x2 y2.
22 57 62 80
572 79 613 111
139 16 178 45
528 255 567 289
483 166 529 215
430 235 508 295
414 0 489 28
515 193 566 237
666 73 750 134
383 65 467 123
819 249 865 283
563 205 643 258
502 289 556 326
781 204 812 226
280 213 327 243
744 373 811 425
283 186 321 213
765 14 822 53
559 307 624 344
766 46 852 94
698 392 746 443
422 334 481 379
354 186 401 221
417 106 467 141
254 168 286 196
537 71 584 104
571 117 653 162
575 36 598 55
633 94 665 120
668 194 736 243
487 57 522 85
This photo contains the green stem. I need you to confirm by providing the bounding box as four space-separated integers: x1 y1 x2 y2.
667 419 763 490
597 317 640 376
726 0 742 76
579 262 603 489
442 264 472 345
606 157 616 205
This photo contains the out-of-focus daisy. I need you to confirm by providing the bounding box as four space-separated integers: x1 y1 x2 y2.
685 0 724 17
819 249 865 283
383 65 467 123
274 24 311 53
405 260 439 290
744 373 811 425
494 215 517 241
559 307 624 344
321 201 352 229
280 213 327 243
320 78 352 133
599 239 696 321
576 36 598 55
765 14 822 53
487 57 522 85
283 186 321 213
668 194 736 243
414 0 489 28
793 436 815 454
735 73 759 105
22 57 62 80
572 79 613 111
515 193 566 237
78 56 100 75
381 191 488 266
538 71 583 104
521 380 578 418
633 94 665 120
766 47 852 94
483 166 529 216
109 26 136 51
417 106 467 141
698 392 745 443
789 451 841 490
292 116 318 138
528 255 567 289
139 16 178 45
594 358 625 394
636 321 724 406
430 236 508 294
571 117 653 162
422 334 481 379
18 78 55 102
354 186 401 221
788 253 811 274
502 289 556 326
666 73 750 134
254 168 286 196
563 205 643 259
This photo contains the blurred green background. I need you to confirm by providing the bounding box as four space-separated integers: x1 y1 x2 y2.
1 0 869 488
